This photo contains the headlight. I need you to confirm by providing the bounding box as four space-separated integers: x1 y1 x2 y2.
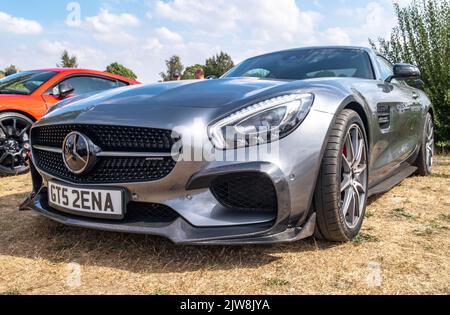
208 93 314 149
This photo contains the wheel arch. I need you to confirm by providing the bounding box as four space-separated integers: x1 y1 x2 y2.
0 109 37 122
343 101 370 149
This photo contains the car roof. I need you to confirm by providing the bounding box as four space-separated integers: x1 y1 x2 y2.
28 68 140 84
251 45 375 58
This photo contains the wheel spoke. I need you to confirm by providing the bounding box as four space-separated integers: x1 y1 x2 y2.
0 152 8 164
354 139 364 167
19 124 31 138
341 174 352 193
354 180 366 194
347 190 356 225
342 154 352 173
12 119 18 136
0 122 8 137
342 189 353 217
345 133 354 163
353 186 361 220
351 128 359 164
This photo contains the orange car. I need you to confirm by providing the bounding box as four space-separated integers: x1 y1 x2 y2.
0 68 140 175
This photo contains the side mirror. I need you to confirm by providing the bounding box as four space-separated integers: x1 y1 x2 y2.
386 64 421 82
206 75 217 80
57 83 74 99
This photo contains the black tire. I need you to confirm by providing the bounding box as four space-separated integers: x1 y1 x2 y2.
314 109 369 242
415 112 434 176
0 112 33 177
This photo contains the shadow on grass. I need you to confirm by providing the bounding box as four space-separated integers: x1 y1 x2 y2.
0 193 341 274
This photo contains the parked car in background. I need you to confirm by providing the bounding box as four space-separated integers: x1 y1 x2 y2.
0 68 140 176
23 46 434 244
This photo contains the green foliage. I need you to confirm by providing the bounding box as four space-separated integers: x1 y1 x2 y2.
160 55 184 81
370 0 450 147
183 64 204 80
352 233 379 244
265 278 290 287
1 289 21 295
57 50 78 68
204 51 234 78
106 62 138 80
3 65 19 76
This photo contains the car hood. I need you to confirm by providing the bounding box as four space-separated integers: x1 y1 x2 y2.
38 77 348 128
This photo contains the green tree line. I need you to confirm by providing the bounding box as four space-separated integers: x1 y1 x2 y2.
370 0 450 149
159 51 234 81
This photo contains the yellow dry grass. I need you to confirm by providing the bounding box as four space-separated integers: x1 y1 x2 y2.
0 157 449 295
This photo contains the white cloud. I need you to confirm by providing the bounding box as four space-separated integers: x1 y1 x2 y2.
39 40 106 69
85 9 140 43
0 11 43 35
154 27 183 45
150 0 338 55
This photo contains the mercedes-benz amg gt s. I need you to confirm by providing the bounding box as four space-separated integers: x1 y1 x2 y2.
22 46 434 244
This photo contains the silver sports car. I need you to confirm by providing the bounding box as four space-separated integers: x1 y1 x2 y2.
22 46 434 244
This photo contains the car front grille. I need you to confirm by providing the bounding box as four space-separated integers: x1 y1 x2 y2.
210 173 278 211
31 124 178 153
31 124 178 184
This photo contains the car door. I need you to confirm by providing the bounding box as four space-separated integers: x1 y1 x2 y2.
41 75 126 108
353 55 420 187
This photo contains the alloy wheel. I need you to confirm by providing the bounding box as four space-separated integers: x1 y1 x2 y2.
425 117 434 172
340 124 368 229
0 116 32 175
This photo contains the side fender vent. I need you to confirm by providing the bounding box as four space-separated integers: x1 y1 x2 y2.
377 104 391 129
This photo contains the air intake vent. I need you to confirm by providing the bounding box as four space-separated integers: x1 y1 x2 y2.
210 173 277 211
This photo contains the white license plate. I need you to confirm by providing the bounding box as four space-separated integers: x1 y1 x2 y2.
48 181 124 219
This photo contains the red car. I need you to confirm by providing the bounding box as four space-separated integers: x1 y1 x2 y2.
0 68 140 176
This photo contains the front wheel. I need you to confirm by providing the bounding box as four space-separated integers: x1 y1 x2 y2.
314 109 369 242
415 112 434 176
0 112 33 176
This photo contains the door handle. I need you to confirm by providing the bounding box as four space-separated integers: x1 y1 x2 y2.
412 92 420 99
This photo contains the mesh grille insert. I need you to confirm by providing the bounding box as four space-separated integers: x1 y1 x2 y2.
126 202 179 223
31 124 178 153
33 149 176 184
210 173 278 211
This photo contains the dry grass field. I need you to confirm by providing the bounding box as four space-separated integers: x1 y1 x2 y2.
0 157 449 295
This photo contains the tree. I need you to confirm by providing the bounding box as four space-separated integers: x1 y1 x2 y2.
3 65 19 76
106 62 138 80
204 52 234 78
0 71 4 79
183 64 204 80
160 55 184 81
57 50 78 68
370 0 450 149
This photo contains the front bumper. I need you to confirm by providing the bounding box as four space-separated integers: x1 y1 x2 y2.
23 160 317 245
23 108 335 244
25 189 316 245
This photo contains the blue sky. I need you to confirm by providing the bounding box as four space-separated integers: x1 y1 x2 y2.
0 0 410 82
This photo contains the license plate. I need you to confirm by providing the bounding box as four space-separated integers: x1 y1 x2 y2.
48 181 125 219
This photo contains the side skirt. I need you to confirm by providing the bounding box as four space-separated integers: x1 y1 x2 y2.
368 165 418 197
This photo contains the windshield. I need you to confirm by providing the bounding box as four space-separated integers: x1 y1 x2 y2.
0 71 57 95
223 48 374 81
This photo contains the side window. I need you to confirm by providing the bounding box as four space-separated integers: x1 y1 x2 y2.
52 76 120 96
116 81 129 87
376 56 394 81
